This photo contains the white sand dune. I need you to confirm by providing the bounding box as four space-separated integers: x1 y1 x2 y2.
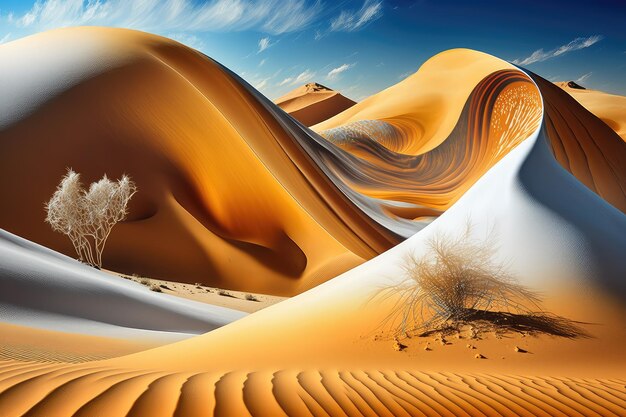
0 229 246 341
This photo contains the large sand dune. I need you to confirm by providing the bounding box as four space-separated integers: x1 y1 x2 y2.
275 82 356 126
1 28 625 415
2 29 623 297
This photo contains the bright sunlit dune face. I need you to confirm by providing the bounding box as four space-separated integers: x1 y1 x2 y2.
316 70 543 223
489 81 543 158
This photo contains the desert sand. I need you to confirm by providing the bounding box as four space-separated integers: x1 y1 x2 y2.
117 273 286 313
275 82 356 126
556 81 626 141
0 27 625 416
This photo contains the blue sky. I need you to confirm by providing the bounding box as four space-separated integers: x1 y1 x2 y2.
1 0 625 100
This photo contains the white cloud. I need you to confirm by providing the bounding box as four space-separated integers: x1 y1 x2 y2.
3 0 321 36
0 33 11 44
575 72 592 84
258 36 273 53
254 77 271 90
278 69 315 86
512 35 603 66
259 58 267 67
330 0 383 32
327 63 355 80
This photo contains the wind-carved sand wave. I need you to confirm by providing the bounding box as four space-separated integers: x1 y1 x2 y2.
0 363 624 417
1 28 626 416
315 70 543 226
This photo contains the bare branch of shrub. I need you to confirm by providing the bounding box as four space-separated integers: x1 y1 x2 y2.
45 169 136 269
376 229 587 340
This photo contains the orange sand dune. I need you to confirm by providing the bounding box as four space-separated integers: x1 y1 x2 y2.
275 82 356 126
313 54 626 215
556 81 626 141
1 29 625 300
0 28 397 296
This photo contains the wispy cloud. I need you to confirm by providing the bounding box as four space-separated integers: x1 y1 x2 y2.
0 33 11 44
398 70 414 80
259 58 267 67
327 63 355 80
278 69 315 87
2 0 322 37
512 35 603 66
254 77 271 90
257 36 274 53
330 0 383 32
575 72 592 84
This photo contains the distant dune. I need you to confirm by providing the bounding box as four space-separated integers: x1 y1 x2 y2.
1 27 626 416
275 82 356 126
556 81 626 141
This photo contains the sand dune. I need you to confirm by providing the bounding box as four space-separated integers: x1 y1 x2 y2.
1 28 625 416
556 81 626 141
275 82 356 126
2 29 623 297
314 55 626 216
0 28 387 296
0 228 245 340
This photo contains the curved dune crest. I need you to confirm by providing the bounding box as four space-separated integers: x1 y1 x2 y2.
0 28 391 295
275 82 356 126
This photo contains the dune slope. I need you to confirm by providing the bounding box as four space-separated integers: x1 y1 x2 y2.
556 81 626 141
275 82 356 126
0 229 245 341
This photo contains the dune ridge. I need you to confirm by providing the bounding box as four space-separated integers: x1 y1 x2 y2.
275 82 356 126
556 81 626 142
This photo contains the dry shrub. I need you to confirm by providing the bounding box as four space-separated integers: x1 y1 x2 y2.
245 294 258 302
45 169 137 268
381 230 586 339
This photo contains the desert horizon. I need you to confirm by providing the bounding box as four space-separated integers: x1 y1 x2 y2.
0 1 625 416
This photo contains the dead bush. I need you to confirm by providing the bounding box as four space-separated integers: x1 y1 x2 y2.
381 230 586 340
